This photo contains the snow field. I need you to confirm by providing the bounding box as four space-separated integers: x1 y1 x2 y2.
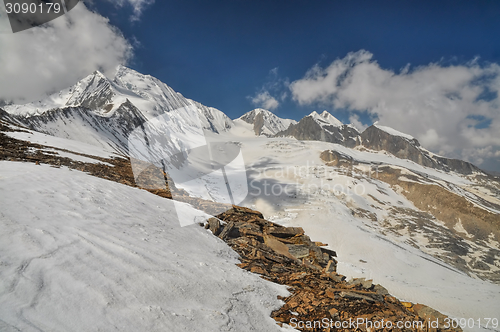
0 162 295 332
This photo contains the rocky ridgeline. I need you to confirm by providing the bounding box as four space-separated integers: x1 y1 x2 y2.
209 206 461 332
0 120 461 332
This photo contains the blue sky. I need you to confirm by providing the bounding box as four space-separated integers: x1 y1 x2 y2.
90 0 500 122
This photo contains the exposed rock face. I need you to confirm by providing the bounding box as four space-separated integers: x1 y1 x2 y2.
276 114 359 147
359 125 481 175
319 148 500 284
320 150 355 168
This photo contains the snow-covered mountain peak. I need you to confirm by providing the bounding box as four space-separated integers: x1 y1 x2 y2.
308 110 343 127
3 70 118 116
65 71 116 111
2 66 234 154
238 108 296 136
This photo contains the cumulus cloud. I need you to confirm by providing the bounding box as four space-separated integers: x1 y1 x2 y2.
349 114 369 132
251 91 279 110
248 67 290 111
290 50 500 170
0 2 132 104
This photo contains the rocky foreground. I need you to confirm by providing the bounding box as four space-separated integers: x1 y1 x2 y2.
0 120 461 331
210 206 460 332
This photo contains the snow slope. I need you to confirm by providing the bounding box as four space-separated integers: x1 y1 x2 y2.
0 162 294 332
4 124 121 160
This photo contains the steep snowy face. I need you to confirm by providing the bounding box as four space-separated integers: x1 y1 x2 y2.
2 66 234 153
238 108 296 136
112 65 192 118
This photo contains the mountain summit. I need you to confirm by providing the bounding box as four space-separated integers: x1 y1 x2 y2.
3 67 233 154
237 108 296 136
275 110 360 147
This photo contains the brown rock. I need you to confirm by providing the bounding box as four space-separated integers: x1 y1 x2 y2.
267 226 304 238
263 234 297 260
218 221 235 240
250 265 268 275
286 244 310 259
324 260 336 274
325 288 336 299
207 217 222 236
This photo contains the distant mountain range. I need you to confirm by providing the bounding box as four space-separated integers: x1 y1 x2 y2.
238 109 480 175
0 65 486 176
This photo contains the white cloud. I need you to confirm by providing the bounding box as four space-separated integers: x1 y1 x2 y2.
349 114 368 132
103 0 155 21
290 50 500 170
251 91 279 110
0 2 132 104
248 67 290 111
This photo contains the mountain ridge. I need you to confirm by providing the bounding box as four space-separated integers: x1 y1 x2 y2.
1 66 489 177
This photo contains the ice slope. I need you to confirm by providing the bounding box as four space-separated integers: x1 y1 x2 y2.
0 162 294 332
3 122 120 160
214 133 500 332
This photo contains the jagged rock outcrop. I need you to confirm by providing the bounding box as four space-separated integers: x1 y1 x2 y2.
211 206 461 332
320 150 355 168
358 125 481 175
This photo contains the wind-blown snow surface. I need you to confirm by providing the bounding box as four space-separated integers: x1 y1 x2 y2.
0 162 294 332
